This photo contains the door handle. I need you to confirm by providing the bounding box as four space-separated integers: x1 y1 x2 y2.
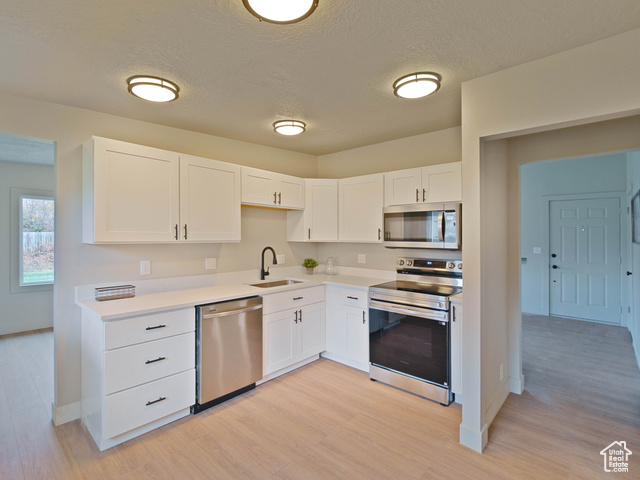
551 253 557 258
362 311 366 324
174 224 178 241
294 310 298 324
278 192 281 204
273 192 277 204
184 224 188 240
423 188 426 202
378 228 381 240
416 189 419 202
437 211 445 242
627 271 633 276
299 309 302 322
552 265 558 269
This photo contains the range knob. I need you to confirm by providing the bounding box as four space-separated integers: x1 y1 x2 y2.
448 262 455 269
398 259 405 266
407 260 413 266
457 263 462 270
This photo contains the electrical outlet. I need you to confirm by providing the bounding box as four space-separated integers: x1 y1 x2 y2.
140 260 151 276
276 254 285 264
500 363 504 381
358 254 366 264
205 257 216 270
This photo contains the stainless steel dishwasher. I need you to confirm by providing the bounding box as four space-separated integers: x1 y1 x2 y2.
193 296 263 413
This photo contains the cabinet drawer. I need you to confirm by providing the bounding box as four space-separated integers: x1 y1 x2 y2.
262 286 325 315
105 308 195 350
340 288 368 309
104 369 195 439
104 332 195 395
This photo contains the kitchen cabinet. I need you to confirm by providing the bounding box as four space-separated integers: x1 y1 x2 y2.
451 297 462 400
82 137 241 243
262 286 325 376
81 307 195 451
384 162 461 206
287 179 338 242
338 173 384 242
323 286 369 371
241 166 305 209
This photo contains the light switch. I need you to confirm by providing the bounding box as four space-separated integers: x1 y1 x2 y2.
276 254 285 264
205 258 217 270
140 260 151 275
532 247 542 254
358 254 366 264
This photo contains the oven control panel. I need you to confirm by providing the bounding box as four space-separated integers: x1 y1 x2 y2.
397 257 462 274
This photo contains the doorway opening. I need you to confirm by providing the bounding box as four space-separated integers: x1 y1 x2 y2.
0 131 56 419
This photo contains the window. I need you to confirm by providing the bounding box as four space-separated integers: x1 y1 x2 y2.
19 194 55 285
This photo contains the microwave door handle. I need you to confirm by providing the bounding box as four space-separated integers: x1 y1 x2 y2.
438 211 445 242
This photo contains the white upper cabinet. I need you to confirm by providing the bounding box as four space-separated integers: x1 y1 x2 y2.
384 162 461 206
287 179 338 242
338 173 384 242
83 137 241 244
241 166 305 209
179 154 241 242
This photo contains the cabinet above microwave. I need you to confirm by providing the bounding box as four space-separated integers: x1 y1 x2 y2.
383 203 461 250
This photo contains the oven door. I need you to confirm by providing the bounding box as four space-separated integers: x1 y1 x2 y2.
368 300 449 387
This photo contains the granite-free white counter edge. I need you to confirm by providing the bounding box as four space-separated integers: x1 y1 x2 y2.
77 273 388 321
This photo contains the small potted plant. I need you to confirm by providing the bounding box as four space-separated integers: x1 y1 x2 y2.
302 257 318 274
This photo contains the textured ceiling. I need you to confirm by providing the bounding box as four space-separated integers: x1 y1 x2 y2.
1 0 640 156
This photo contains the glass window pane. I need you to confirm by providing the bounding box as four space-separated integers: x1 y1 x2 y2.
21 196 55 285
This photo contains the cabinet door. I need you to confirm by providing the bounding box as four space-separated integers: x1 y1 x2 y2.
277 174 305 209
451 302 462 396
288 179 338 242
338 174 384 242
298 302 325 360
345 306 369 365
264 310 296 375
87 137 180 243
384 168 422 206
241 167 277 206
179 155 241 242
422 162 462 203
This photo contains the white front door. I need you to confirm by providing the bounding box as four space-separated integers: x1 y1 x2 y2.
549 197 621 324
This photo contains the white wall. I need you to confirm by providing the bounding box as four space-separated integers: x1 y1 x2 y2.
0 160 55 335
0 92 318 415
520 154 627 315
461 27 640 452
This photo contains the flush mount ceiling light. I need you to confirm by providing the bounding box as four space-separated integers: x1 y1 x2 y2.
243 0 319 24
393 72 442 99
127 75 180 102
273 120 306 136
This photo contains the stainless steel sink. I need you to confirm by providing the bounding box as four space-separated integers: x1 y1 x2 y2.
249 279 304 288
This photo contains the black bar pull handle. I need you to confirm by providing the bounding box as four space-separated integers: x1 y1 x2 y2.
145 324 166 331
146 396 167 406
347 296 359 300
145 356 166 365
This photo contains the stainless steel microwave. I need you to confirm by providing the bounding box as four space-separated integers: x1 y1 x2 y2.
382 202 461 250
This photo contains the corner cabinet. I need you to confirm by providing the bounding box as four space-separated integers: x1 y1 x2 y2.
338 173 384 242
323 286 369 371
384 162 461 206
287 179 338 242
81 307 196 451
83 137 241 243
241 166 305 210
262 286 325 377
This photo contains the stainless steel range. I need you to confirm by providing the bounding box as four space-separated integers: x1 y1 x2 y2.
368 257 462 405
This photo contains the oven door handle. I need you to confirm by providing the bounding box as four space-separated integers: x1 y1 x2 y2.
369 300 448 322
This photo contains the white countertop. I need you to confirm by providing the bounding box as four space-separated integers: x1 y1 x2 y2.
77 273 389 321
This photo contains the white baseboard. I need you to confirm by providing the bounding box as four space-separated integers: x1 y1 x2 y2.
459 422 488 453
52 400 81 426
257 355 319 384
510 374 525 394
320 351 369 372
485 378 511 426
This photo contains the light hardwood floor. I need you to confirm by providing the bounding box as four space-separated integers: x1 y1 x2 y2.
0 316 638 479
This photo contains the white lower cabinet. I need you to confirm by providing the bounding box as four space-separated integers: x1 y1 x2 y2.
263 287 326 376
451 299 462 401
323 286 369 371
81 308 195 451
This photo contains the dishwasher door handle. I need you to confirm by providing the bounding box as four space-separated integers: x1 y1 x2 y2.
201 304 263 319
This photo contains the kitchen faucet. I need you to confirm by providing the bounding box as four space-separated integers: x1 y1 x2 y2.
260 246 277 280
